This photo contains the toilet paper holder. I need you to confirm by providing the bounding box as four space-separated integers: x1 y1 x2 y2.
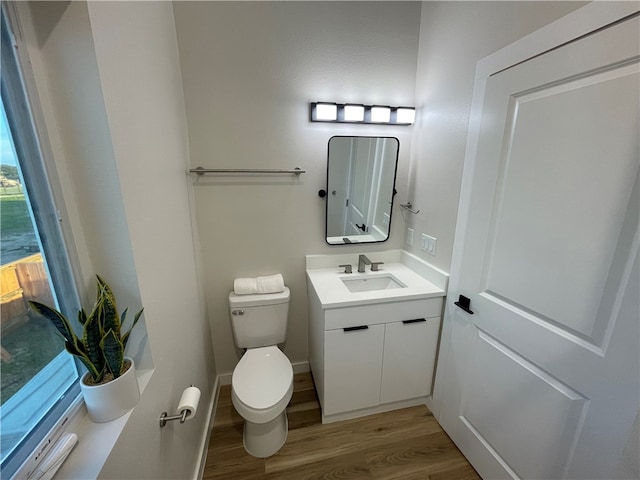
159 385 201 428
159 409 191 427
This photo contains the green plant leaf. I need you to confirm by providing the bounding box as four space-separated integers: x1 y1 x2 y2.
65 340 103 383
30 275 141 383
100 329 124 378
78 308 88 326
98 276 121 337
102 291 120 335
87 292 105 337
28 301 79 350
122 308 143 349
120 307 128 329
83 300 106 376
97 275 117 311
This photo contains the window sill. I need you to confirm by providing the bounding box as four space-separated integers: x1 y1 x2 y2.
50 368 154 479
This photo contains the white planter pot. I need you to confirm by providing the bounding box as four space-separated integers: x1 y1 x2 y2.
80 358 140 423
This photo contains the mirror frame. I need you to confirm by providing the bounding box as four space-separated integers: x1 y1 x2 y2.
324 135 399 245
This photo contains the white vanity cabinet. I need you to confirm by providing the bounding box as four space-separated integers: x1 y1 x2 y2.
308 288 444 423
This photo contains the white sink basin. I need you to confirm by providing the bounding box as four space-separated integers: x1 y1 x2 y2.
341 274 406 293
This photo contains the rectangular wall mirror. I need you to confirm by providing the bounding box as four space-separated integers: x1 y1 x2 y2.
325 136 399 245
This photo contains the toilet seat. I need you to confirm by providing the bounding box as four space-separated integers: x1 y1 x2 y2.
232 346 293 424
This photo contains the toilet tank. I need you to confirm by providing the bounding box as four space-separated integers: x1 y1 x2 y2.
229 287 290 348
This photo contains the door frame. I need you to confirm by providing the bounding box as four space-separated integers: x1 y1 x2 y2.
431 1 640 418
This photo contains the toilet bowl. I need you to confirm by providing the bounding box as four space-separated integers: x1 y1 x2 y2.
231 346 293 458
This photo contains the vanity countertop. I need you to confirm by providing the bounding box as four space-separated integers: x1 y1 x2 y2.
306 261 445 309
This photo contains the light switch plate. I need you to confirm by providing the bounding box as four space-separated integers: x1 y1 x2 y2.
406 228 414 246
421 233 436 255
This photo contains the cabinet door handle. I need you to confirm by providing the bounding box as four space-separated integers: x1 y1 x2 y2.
402 318 426 324
343 325 369 332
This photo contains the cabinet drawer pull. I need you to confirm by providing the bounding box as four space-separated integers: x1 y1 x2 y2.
343 325 369 332
402 318 426 324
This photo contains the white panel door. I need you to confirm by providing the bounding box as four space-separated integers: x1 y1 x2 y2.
346 139 374 235
436 12 639 480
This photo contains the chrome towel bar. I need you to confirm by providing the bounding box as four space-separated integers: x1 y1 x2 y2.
188 166 305 176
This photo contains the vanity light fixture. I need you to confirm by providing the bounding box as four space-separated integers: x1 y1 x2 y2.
310 102 415 125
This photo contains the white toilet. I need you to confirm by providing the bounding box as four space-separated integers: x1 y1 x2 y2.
229 287 293 458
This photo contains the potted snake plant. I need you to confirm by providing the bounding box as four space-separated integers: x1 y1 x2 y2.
29 275 143 422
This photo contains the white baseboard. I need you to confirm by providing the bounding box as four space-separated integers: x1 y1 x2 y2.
193 376 220 480
292 360 310 374
218 372 232 386
321 397 427 424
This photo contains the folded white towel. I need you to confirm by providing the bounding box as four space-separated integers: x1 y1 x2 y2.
234 274 285 295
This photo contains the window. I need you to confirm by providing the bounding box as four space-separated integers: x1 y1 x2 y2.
1 9 82 478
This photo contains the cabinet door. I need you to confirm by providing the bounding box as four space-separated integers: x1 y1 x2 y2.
380 317 440 404
324 324 384 415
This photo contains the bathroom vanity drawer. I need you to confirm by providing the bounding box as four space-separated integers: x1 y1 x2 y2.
324 297 442 331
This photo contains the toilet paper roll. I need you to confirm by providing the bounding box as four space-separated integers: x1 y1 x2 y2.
177 386 201 420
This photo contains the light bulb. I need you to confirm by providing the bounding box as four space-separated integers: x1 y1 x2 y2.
371 106 391 123
314 103 337 121
396 108 415 124
344 105 365 122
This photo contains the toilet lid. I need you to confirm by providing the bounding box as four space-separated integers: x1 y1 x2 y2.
232 346 293 410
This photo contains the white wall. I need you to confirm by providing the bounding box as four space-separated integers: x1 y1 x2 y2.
173 2 421 375
23 1 145 334
87 3 217 478
19 2 216 478
406 1 586 272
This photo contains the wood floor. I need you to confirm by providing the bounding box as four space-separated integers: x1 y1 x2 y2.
203 372 481 480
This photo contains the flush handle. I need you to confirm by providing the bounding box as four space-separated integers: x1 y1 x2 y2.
231 310 245 316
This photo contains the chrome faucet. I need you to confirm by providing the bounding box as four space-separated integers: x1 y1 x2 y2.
357 254 372 273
